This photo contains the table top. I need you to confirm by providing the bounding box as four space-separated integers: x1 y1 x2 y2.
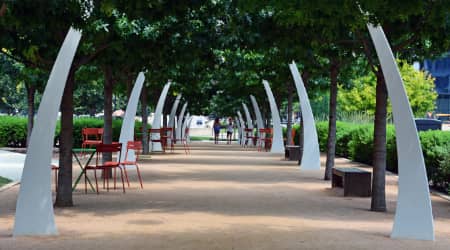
72 148 96 153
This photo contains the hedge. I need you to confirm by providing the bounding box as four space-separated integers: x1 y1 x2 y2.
0 116 28 147
1 116 449 192
0 116 143 148
284 120 449 192
312 121 450 193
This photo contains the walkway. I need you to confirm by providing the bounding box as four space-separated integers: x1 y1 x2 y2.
0 149 58 182
0 142 449 249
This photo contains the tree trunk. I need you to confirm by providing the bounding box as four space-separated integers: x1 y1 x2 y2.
141 85 149 154
286 81 293 146
103 66 113 164
324 60 339 180
55 71 75 207
126 74 133 100
25 84 36 147
0 3 6 17
163 111 168 128
371 71 387 212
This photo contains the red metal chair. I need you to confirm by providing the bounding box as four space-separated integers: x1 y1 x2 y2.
161 127 174 152
81 128 103 154
258 128 273 152
177 127 190 154
244 128 257 147
122 141 144 189
84 143 125 194
149 128 165 152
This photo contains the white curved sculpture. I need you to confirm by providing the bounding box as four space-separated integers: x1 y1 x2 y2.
182 113 190 140
242 103 253 130
169 94 182 129
289 62 321 170
176 102 188 142
368 24 434 241
250 95 265 130
236 111 246 145
262 80 284 154
13 28 82 236
119 72 145 162
234 116 242 144
168 94 182 144
186 116 194 143
151 81 171 151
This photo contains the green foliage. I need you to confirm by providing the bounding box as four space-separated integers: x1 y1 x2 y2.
0 176 12 188
419 130 450 190
348 125 374 165
71 118 142 148
0 116 142 148
314 121 450 193
338 60 438 117
315 122 328 151
400 61 438 116
0 116 27 147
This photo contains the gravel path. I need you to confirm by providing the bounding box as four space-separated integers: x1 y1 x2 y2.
0 142 449 249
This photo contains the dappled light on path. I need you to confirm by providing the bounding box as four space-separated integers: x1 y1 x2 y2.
0 142 449 249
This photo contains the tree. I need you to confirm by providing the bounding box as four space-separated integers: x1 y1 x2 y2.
338 60 437 117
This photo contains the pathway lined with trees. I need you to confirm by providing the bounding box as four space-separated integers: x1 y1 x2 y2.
1 142 450 249
0 0 449 238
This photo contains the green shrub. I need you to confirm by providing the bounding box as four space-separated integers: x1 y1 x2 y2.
315 120 450 193
385 125 397 173
348 124 374 165
0 116 142 148
335 122 360 157
315 121 328 151
71 118 142 148
0 116 27 147
419 130 450 190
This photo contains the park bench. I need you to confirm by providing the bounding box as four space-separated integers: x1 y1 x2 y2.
285 145 302 161
332 167 371 197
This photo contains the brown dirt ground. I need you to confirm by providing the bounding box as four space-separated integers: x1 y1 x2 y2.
0 142 449 250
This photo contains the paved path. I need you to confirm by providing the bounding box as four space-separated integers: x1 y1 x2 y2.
0 149 58 182
0 150 26 182
0 142 449 249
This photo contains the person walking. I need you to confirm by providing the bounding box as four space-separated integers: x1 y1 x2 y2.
213 118 221 144
226 118 233 144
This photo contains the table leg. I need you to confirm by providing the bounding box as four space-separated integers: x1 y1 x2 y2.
72 151 96 192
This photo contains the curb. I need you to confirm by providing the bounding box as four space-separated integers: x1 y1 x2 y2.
431 189 450 202
0 181 19 192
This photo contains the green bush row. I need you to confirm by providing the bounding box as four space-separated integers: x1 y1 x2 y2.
0 116 28 147
303 121 449 192
0 116 143 148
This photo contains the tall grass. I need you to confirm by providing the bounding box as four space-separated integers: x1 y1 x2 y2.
315 111 393 124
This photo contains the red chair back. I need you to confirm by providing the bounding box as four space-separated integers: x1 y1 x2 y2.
126 141 142 162
82 128 103 142
96 143 122 153
94 143 122 166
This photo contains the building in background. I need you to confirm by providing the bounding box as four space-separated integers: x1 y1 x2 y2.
423 54 450 119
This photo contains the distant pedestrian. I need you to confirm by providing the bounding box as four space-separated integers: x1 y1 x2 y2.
226 118 233 144
213 118 221 144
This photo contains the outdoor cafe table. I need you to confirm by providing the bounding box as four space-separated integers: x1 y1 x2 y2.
72 148 96 192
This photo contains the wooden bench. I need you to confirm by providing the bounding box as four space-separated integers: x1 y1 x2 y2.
332 167 371 197
285 145 301 161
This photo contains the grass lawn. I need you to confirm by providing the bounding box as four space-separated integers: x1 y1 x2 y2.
0 176 11 188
